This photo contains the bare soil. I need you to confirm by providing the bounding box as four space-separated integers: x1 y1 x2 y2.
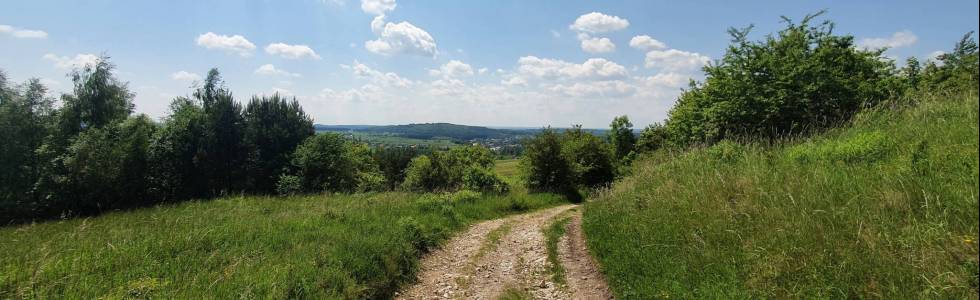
396 204 613 299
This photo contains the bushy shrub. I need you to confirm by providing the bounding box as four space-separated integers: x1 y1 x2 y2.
462 167 510 194
665 12 895 146
401 145 508 193
562 127 616 188
290 133 383 193
521 128 575 193
276 174 302 196
636 123 667 153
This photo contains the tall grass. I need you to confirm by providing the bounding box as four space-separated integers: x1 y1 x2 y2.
583 91 979 298
0 190 566 298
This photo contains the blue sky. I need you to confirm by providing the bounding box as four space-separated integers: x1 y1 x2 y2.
2 0 977 127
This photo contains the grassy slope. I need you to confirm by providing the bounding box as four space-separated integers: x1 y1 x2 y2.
584 91 979 298
0 163 564 298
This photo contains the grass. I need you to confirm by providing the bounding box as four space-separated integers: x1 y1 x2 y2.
494 159 521 179
583 91 980 298
497 286 533 300
0 190 567 299
544 213 574 287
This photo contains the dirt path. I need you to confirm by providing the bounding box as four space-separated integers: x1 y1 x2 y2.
396 204 613 299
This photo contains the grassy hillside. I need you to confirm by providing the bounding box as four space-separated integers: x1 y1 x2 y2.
583 91 979 298
0 189 566 298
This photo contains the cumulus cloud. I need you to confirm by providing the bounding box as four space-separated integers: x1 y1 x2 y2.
549 80 636 98
265 43 321 60
579 35 616 53
858 30 918 50
629 35 666 51
501 76 528 87
254 64 301 77
517 56 628 80
171 71 202 81
365 20 438 57
0 24 48 39
42 53 100 70
569 12 629 34
645 73 689 88
430 60 474 78
344 60 413 87
196 32 255 57
360 0 396 15
644 49 710 72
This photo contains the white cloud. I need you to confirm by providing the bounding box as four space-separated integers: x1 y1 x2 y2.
858 30 918 50
42 53 100 70
549 80 636 98
551 30 561 38
0 24 48 39
926 50 945 63
265 43 321 60
501 76 528 87
478 68 488 75
629 35 666 51
254 64 301 77
569 12 629 34
579 35 616 53
171 71 202 81
428 78 468 96
196 32 256 57
644 49 710 72
344 60 412 87
360 0 396 15
430 60 474 78
645 73 689 88
365 20 438 57
517 56 628 80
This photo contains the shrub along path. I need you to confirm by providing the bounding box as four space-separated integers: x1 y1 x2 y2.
396 204 613 299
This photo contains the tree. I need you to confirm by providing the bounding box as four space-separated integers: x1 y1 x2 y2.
636 123 668 153
562 126 615 188
0 75 55 221
920 32 979 91
196 69 248 195
372 146 421 189
148 97 209 200
521 128 575 194
57 56 134 137
664 12 894 146
289 133 381 193
243 93 315 193
58 115 156 215
608 115 636 160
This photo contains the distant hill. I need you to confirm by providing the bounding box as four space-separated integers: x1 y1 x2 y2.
361 123 530 140
314 123 615 141
315 123 531 141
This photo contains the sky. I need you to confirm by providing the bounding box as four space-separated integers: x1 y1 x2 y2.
2 0 978 128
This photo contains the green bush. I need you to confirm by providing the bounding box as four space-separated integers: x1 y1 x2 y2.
520 128 575 193
401 145 508 193
276 174 302 196
665 12 896 146
290 133 382 193
562 127 616 188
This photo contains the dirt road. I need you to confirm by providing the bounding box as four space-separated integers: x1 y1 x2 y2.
396 204 613 299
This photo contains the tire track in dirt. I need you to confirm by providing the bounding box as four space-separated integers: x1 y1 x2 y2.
396 204 613 299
